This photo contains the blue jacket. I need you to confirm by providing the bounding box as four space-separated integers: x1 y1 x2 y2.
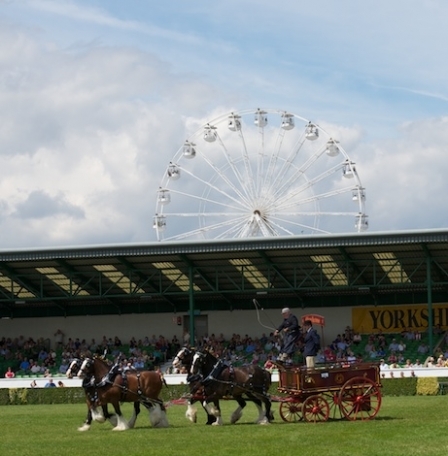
303 328 320 357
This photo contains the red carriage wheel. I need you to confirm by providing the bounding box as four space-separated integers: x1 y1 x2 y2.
338 376 382 421
323 392 342 419
279 399 303 422
302 395 330 423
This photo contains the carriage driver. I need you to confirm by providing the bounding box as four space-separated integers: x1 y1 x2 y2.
274 308 300 364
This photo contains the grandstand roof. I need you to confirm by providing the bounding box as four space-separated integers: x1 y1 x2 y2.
1 228 448 319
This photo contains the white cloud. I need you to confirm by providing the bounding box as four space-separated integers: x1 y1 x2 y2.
0 1 447 248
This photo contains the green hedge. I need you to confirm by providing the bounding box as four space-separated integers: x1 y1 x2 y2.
1 377 446 405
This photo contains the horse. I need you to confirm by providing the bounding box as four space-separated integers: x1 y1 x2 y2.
66 358 119 431
190 349 273 425
77 357 169 430
172 347 219 425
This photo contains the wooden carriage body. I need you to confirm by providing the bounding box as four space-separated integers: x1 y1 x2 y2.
276 362 382 423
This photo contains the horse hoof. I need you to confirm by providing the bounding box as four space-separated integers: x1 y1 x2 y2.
77 424 91 432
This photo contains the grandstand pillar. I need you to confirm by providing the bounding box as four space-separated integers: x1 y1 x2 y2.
427 256 433 353
188 265 195 346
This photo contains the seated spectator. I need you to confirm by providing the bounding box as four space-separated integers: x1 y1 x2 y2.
57 381 65 387
133 357 145 369
346 349 357 363
336 338 348 352
364 341 374 355
387 352 397 364
397 340 406 352
89 339 98 352
30 361 43 374
369 346 378 359
413 359 422 367
5 366 15 378
404 359 413 368
352 333 362 345
44 378 56 388
323 346 336 362
389 339 399 352
30 380 37 388
379 359 389 370
58 359 69 374
316 350 326 364
424 356 435 367
37 349 48 362
403 328 415 340
417 342 429 355
19 357 30 372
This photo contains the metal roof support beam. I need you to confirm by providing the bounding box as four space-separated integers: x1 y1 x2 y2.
178 254 234 309
0 264 40 300
338 247 369 287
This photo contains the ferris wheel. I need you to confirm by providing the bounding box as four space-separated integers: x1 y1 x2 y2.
153 108 368 241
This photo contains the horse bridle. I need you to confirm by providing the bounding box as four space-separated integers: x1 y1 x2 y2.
173 347 192 368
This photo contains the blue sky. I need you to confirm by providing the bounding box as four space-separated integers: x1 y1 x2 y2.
1 0 448 247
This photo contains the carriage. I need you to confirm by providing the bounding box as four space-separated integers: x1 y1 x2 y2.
276 361 382 423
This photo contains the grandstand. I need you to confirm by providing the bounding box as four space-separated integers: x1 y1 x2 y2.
1 228 448 377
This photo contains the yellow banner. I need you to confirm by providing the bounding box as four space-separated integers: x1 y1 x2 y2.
352 304 448 333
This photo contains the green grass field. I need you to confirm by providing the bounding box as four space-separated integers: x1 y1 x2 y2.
1 396 448 456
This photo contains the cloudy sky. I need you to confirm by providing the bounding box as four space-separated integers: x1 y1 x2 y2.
1 0 447 249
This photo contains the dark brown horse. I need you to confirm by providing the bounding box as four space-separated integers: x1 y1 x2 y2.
78 357 169 430
190 349 273 425
172 347 219 425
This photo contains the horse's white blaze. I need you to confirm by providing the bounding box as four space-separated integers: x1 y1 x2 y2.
77 423 91 432
78 359 89 378
91 407 106 423
191 353 202 375
230 406 243 424
185 403 198 423
112 414 129 431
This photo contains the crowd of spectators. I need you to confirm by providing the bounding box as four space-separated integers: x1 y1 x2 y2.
0 330 184 378
2 323 448 378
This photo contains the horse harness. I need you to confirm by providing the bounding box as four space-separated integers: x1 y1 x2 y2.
200 359 269 399
82 360 163 408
